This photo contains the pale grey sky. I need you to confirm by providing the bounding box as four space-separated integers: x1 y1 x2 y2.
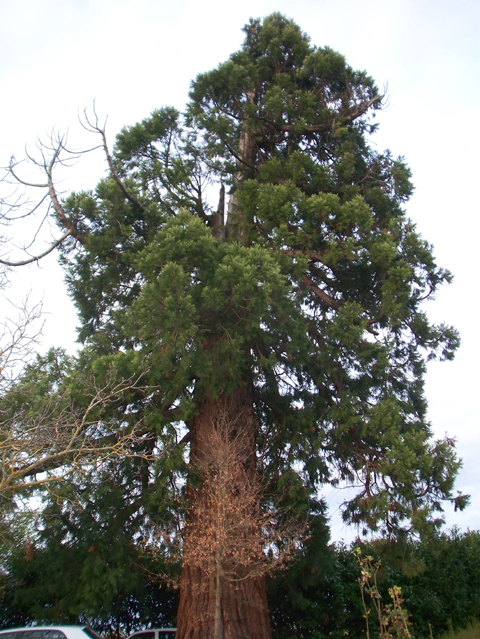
1 0 479 541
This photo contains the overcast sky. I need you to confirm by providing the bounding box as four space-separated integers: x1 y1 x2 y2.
1 0 479 542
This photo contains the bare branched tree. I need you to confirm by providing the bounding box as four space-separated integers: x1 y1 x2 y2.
0 102 221 272
0 294 43 392
0 365 154 500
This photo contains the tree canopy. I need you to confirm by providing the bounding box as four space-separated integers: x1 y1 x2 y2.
0 13 466 638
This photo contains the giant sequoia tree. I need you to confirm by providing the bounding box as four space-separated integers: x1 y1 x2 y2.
0 14 466 639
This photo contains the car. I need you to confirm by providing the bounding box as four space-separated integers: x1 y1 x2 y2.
127 630 176 639
0 628 103 639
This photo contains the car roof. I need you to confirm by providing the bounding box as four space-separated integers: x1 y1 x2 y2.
0 628 100 638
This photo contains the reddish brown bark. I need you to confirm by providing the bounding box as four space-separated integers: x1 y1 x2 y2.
175 389 272 639
176 562 271 639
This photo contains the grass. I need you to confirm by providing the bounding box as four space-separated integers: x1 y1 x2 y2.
441 623 480 639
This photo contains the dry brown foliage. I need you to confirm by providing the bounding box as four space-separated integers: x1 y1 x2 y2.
178 406 308 639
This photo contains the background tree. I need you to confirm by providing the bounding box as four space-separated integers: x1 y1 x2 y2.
361 530 480 638
0 352 180 634
0 13 467 639
0 455 179 633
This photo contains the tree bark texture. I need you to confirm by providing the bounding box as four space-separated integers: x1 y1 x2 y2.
176 387 272 639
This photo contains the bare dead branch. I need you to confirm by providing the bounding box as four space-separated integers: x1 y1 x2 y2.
0 295 43 391
45 140 84 243
0 230 72 266
0 131 88 266
81 106 146 213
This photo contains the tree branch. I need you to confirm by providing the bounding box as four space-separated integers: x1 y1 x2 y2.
278 95 381 133
302 275 341 310
0 369 154 496
0 230 72 266
82 108 146 213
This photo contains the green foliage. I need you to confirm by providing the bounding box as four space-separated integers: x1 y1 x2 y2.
0 463 179 632
351 530 480 639
441 622 480 639
405 530 480 636
0 12 468 627
267 530 480 639
268 516 365 639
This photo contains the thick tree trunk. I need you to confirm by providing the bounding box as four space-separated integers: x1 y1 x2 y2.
175 388 272 639
176 561 271 639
